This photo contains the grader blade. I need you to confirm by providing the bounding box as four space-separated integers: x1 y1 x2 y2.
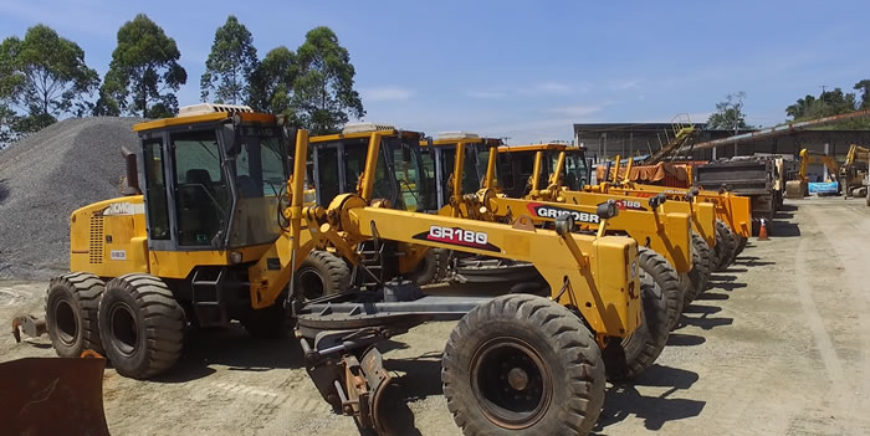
360 346 395 435
342 347 395 434
0 357 109 435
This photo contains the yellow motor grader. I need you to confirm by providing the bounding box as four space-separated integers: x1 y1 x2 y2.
497 144 746 272
421 133 709 311
13 106 644 435
589 154 752 269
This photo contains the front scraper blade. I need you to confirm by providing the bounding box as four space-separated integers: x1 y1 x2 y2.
0 357 109 435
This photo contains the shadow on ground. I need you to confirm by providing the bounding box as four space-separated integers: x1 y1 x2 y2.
152 325 305 383
770 218 800 237
595 365 705 432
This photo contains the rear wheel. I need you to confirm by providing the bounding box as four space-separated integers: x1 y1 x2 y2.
45 272 105 357
442 294 605 435
98 274 185 379
407 248 449 285
295 251 350 300
605 247 674 380
685 232 712 304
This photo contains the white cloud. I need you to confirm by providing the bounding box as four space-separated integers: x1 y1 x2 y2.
609 79 641 91
518 81 590 97
548 105 604 117
361 86 414 102
466 90 506 99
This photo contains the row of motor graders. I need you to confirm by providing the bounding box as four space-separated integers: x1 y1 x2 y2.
13 104 753 435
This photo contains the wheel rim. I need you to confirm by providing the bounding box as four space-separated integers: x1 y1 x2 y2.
109 303 138 356
298 268 325 300
470 338 551 429
54 300 77 345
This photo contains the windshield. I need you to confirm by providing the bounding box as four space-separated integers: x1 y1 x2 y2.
171 129 231 247
439 145 482 199
563 150 589 190
384 136 434 212
228 126 286 247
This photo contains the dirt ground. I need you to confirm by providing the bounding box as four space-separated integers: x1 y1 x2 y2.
2 198 870 435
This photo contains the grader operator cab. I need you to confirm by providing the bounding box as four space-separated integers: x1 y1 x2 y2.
16 106 650 434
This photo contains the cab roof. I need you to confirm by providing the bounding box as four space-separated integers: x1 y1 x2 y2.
497 143 572 153
132 111 277 132
310 128 423 143
424 136 503 147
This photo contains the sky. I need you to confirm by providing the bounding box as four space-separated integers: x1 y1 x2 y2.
2 0 869 143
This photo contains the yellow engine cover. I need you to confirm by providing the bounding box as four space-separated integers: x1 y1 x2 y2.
70 196 150 277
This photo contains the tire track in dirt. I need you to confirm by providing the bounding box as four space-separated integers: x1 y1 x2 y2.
794 209 852 419
802 203 870 430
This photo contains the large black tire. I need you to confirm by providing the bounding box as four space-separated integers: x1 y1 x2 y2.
98 274 185 379
45 272 105 357
407 248 449 285
442 294 605 435
640 247 682 330
685 232 712 304
604 247 674 381
240 303 289 339
295 250 351 300
735 235 748 256
713 219 737 271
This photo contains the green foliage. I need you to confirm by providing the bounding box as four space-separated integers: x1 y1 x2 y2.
853 80 870 109
200 16 258 105
100 14 187 117
247 46 297 120
292 27 364 134
785 82 870 129
0 25 98 138
707 92 750 130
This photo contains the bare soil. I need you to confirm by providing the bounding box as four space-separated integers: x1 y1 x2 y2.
2 198 870 435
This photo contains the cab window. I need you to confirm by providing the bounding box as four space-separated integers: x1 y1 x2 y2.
171 129 229 246
142 138 169 240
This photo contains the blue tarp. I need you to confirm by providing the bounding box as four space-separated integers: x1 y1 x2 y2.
807 182 839 195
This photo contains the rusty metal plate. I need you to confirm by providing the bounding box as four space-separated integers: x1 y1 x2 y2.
0 357 109 435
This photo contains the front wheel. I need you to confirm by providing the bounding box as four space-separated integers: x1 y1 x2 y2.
713 219 738 271
685 232 713 304
604 247 673 381
442 294 605 435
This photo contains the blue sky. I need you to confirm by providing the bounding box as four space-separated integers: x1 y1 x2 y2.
2 0 869 143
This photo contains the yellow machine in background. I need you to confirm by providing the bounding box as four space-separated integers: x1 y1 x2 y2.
785 148 841 198
839 144 869 198
495 144 743 272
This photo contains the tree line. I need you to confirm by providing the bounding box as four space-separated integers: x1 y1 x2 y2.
707 79 870 131
0 14 364 146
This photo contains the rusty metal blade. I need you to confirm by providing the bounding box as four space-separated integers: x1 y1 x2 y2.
0 357 109 435
360 347 395 435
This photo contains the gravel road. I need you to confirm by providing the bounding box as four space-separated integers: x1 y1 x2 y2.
2 198 869 435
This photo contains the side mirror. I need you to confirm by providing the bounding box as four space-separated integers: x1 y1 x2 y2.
120 146 141 195
686 186 700 201
648 193 667 209
596 200 618 220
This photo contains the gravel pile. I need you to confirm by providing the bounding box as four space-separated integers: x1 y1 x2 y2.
0 117 143 279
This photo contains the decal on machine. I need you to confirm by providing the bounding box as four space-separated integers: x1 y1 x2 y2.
413 226 501 252
110 250 127 260
102 202 145 216
526 203 600 223
612 199 646 211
